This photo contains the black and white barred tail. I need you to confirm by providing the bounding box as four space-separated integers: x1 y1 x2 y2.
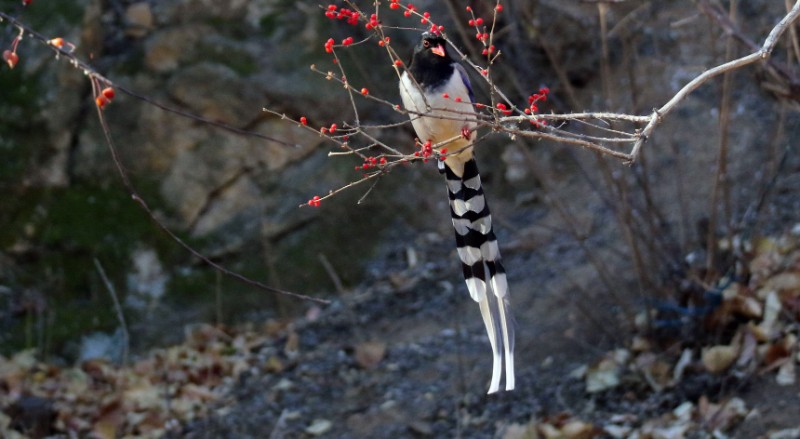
439 158 515 393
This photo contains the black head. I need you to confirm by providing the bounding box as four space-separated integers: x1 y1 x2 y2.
410 32 452 65
408 32 454 89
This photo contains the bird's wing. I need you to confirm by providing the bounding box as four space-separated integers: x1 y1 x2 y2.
454 63 475 104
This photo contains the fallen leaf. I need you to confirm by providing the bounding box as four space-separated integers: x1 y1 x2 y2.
501 422 537 439
355 341 387 369
560 419 596 439
768 427 800 439
776 358 796 386
698 397 748 430
306 418 333 436
702 345 738 373
586 350 629 393
757 291 782 338
672 349 693 383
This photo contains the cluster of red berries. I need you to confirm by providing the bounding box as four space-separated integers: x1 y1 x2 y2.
496 102 512 116
95 87 116 109
356 156 387 171
386 1 443 33
324 36 356 54
412 140 441 162
307 196 322 207
441 93 465 103
320 123 338 134
524 87 550 126
525 87 549 114
365 14 379 30
324 5 359 26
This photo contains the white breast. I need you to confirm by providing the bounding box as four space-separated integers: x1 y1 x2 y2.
399 71 477 148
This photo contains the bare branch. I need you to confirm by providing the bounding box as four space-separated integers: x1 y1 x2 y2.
627 0 800 163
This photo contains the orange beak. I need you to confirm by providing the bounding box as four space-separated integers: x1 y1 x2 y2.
431 44 446 57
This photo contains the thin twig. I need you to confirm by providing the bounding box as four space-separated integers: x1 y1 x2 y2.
91 100 330 304
93 258 130 366
629 0 800 163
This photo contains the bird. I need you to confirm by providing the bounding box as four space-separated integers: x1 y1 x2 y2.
399 32 515 393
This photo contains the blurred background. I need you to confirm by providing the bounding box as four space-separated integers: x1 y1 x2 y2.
1 0 799 437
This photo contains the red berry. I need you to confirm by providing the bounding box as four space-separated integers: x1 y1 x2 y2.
495 4 503 12
300 116 308 125
475 18 484 26
329 123 337 133
361 88 369 95
3 50 19 69
454 97 462 103
101 87 115 100
49 38 64 48
95 96 109 109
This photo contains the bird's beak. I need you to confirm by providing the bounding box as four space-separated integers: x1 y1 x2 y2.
431 44 446 57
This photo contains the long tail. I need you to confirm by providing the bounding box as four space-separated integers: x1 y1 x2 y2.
439 158 515 393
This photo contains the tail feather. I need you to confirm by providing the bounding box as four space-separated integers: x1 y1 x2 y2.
440 158 515 393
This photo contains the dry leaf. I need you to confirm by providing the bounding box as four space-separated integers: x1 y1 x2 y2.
758 291 782 338
502 422 538 439
306 418 333 436
697 397 748 430
586 350 629 393
354 341 387 369
776 359 796 386
768 428 800 439
560 419 596 439
702 345 738 373
672 349 693 383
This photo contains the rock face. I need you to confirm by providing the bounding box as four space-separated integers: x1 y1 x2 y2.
0 0 415 353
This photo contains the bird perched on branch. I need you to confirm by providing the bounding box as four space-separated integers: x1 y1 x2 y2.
399 32 515 393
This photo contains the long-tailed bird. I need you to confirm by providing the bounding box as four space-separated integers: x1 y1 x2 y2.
399 32 515 393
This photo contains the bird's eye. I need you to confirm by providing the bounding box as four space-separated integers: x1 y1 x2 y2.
423 40 430 48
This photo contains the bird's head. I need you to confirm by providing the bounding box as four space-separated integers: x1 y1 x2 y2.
410 32 451 66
